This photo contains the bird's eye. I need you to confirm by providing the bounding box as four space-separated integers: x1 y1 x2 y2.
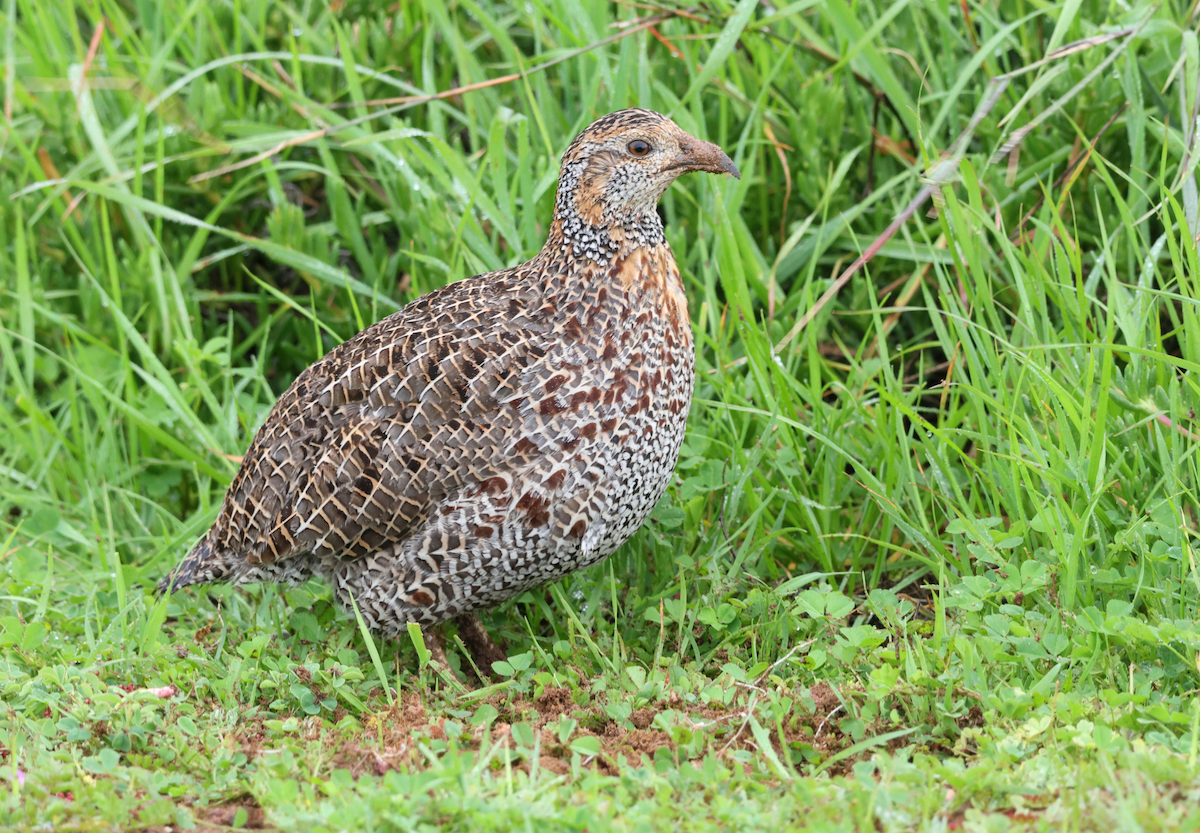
627 140 651 156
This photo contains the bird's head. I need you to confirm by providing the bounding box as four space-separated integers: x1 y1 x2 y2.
550 109 739 261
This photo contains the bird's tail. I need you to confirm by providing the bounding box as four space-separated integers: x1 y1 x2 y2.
155 535 234 596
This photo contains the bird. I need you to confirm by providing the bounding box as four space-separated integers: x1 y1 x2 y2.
158 108 740 676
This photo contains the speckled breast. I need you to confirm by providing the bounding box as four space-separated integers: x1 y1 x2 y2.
465 243 695 600
567 245 695 562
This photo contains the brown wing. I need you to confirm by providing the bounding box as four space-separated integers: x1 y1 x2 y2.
211 268 548 566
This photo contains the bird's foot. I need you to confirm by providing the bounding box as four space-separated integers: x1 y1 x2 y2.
453 612 507 681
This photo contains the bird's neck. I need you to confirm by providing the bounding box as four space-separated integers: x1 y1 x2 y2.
537 178 667 270
532 200 687 328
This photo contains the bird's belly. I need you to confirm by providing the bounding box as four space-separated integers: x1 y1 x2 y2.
579 381 692 560
442 361 693 609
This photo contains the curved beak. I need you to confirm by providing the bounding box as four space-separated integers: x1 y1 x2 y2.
670 138 741 179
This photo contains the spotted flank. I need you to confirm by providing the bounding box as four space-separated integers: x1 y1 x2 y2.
158 109 739 640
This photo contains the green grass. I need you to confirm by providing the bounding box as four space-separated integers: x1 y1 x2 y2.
3 0 1200 829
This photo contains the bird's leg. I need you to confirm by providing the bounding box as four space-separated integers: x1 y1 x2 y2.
453 612 507 680
421 625 453 674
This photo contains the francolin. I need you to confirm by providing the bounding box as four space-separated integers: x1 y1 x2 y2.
159 109 740 673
